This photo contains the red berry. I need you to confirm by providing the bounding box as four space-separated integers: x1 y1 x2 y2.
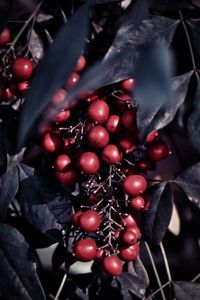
120 78 135 92
105 115 121 134
42 132 62 153
65 72 80 90
146 130 158 143
102 144 122 165
88 193 102 205
87 125 109 148
73 239 97 262
119 94 132 102
95 248 104 261
118 137 136 154
63 138 71 151
1 88 13 101
55 168 79 186
78 152 100 175
54 154 71 172
51 88 68 109
79 210 101 232
121 230 137 245
102 255 123 277
87 100 109 124
11 58 33 81
122 108 136 131
147 141 170 161
130 196 145 211
126 225 141 239
17 81 30 96
122 175 147 196
119 243 139 261
136 159 151 172
123 165 138 176
75 55 86 72
121 213 138 228
71 211 82 228
0 27 11 46
54 110 70 123
83 92 98 103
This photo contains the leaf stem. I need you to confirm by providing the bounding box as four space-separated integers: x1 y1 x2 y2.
144 241 166 300
54 273 67 300
147 281 170 299
160 242 172 282
191 273 200 283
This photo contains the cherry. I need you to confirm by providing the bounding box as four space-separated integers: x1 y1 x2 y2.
118 137 136 154
42 132 62 153
147 140 170 161
123 165 138 176
0 27 11 46
87 125 109 148
54 154 71 172
120 78 135 92
102 144 122 165
122 213 138 227
146 130 158 143
78 152 100 175
121 230 137 245
136 159 151 172
126 225 141 239
1 88 13 101
71 211 82 228
130 196 145 211
63 138 71 151
95 248 104 261
17 81 30 96
102 255 123 277
88 193 102 205
119 94 132 102
54 110 70 123
87 100 109 124
11 58 33 81
122 108 136 131
51 88 68 109
73 239 97 262
83 92 98 103
55 168 79 186
105 115 121 134
65 72 80 90
122 175 147 196
119 243 139 261
75 55 86 72
79 210 101 232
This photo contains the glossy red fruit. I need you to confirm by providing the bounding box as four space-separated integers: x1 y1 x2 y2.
83 93 98 103
126 225 141 239
136 159 151 172
88 193 102 205
75 55 86 72
0 27 11 46
54 110 70 123
146 130 158 143
1 88 13 101
119 94 132 102
71 211 82 228
118 137 136 154
122 175 147 196
120 78 135 92
102 144 122 165
121 213 138 228
119 243 139 261
95 248 105 261
121 230 137 245
102 255 123 277
17 81 30 96
73 239 97 262
55 168 79 186
79 210 101 232
78 152 100 175
65 72 80 90
87 125 109 148
51 88 68 109
42 132 62 153
105 115 121 134
147 141 170 161
87 100 109 124
122 108 136 131
123 165 138 176
54 154 71 172
130 196 145 211
11 58 33 81
63 138 71 151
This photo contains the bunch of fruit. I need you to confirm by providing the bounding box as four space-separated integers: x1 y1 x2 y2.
0 27 33 102
41 54 170 277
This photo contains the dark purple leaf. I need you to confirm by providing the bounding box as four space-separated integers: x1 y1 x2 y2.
0 224 45 300
132 258 149 287
143 182 173 246
18 3 89 146
173 162 200 208
173 281 200 300
116 272 146 299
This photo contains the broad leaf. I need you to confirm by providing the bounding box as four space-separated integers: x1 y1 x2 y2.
28 29 44 60
173 281 200 300
18 3 89 146
116 272 146 299
19 169 72 240
143 182 173 246
173 162 200 208
132 258 149 287
137 71 192 140
0 224 45 300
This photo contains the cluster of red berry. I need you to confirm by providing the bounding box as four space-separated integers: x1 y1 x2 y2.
40 55 170 277
0 27 33 102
